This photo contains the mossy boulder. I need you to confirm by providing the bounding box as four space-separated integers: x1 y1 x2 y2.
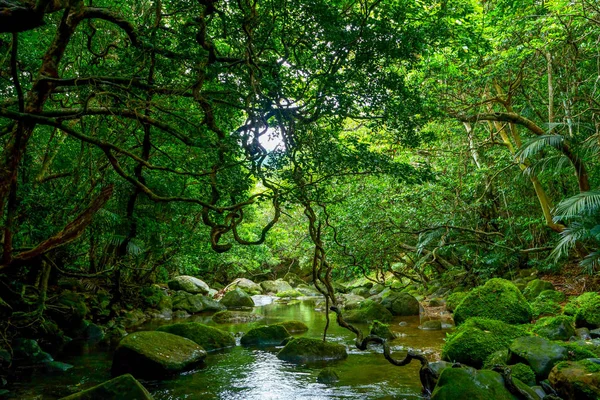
220 288 255 309
441 318 529 369
538 289 566 303
340 293 365 310
574 292 600 328
168 276 210 295
172 291 225 313
549 359 600 400
559 342 598 361
453 278 532 326
445 292 467 313
156 322 235 352
483 349 509 369
370 320 395 340
277 337 347 363
380 292 420 316
369 284 386 296
283 273 305 287
510 363 536 386
350 287 371 298
508 336 567 380
296 284 321 297
60 374 153 400
532 315 575 341
212 310 264 324
111 331 206 379
240 325 290 347
345 300 393 323
530 298 562 319
276 289 303 298
140 286 170 310
522 279 554 301
430 367 538 400
50 290 89 332
276 320 309 333
260 279 293 294
231 278 263 295
13 338 53 365
317 368 339 384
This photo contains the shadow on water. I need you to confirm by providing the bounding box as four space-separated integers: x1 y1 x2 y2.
11 298 449 399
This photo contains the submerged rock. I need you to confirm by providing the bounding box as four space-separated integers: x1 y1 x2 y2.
156 322 235 352
453 278 532 326
441 318 529 369
430 367 538 400
240 325 290 346
276 320 309 333
277 337 347 363
549 359 600 400
381 292 420 316
317 368 340 384
212 310 264 324
421 320 442 331
168 276 210 295
60 373 153 400
220 288 255 309
111 331 206 379
508 336 567 380
345 300 393 323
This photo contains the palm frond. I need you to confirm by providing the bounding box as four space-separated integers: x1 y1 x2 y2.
554 191 600 219
550 222 590 261
580 251 600 274
517 135 564 161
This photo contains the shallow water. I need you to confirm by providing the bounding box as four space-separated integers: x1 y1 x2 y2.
12 297 449 399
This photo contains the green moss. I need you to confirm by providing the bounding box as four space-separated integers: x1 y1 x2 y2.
276 289 303 298
530 298 562 319
317 367 340 384
538 290 566 303
240 325 290 346
523 279 554 301
532 315 575 341
370 320 395 340
212 310 264 324
510 363 536 386
156 322 235 352
453 278 532 326
559 342 598 361
60 374 153 400
276 320 309 333
345 300 393 323
220 288 254 308
140 286 169 309
483 349 509 369
446 292 467 313
574 292 600 328
579 359 600 373
277 337 347 363
441 318 529 369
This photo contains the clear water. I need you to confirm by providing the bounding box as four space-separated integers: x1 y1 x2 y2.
11 297 448 399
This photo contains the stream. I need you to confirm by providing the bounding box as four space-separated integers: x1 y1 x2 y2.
12 297 449 399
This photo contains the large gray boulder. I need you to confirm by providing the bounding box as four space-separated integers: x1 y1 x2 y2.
231 278 263 295
260 279 293 294
168 276 210 295
111 331 206 379
172 291 225 313
220 288 255 309
381 292 420 316
508 336 567 380
60 374 153 400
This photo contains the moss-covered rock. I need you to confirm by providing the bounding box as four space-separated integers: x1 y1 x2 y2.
441 318 529 369
538 289 566 303
282 273 305 288
430 367 538 400
453 279 532 326
168 276 210 295
140 286 170 309
574 292 600 328
240 325 290 346
156 322 235 352
260 280 293 294
370 320 395 340
522 279 554 301
380 292 420 316
231 278 263 295
532 315 575 341
111 331 206 379
60 374 153 400
445 292 467 313
549 359 600 400
483 349 509 369
220 288 255 309
350 287 371 298
212 310 264 324
510 363 536 386
276 289 303 298
50 290 89 332
13 338 53 365
172 291 225 313
296 284 321 297
317 368 339 384
559 342 598 361
345 300 393 323
276 320 309 333
277 338 347 363
508 336 567 380
530 298 562 319
421 320 442 331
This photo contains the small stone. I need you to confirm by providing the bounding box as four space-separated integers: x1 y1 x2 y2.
317 368 339 384
421 320 442 330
